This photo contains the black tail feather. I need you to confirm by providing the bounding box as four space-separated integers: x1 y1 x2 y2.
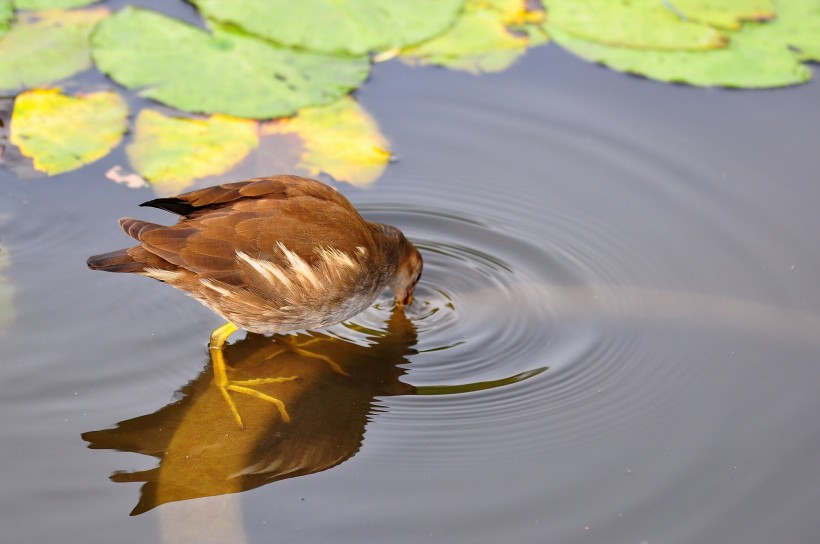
140 197 197 216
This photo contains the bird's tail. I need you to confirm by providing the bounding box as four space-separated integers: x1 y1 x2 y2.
118 217 163 241
87 217 165 273
86 248 145 273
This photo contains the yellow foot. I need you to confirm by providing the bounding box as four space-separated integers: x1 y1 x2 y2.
209 322 299 429
281 336 349 377
216 376 298 429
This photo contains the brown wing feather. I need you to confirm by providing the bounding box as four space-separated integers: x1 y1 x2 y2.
89 176 405 334
135 181 378 287
140 175 356 218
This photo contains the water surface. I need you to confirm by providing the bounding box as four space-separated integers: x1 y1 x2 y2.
2 34 820 544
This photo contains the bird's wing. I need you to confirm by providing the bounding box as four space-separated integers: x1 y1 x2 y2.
137 194 376 286
139 175 356 218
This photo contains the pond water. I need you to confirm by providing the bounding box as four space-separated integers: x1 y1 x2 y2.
2 22 820 544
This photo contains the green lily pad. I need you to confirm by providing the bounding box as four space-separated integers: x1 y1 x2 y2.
91 7 370 119
10 88 128 175
15 0 100 9
548 19 810 88
127 109 260 196
669 0 775 29
191 0 467 55
0 1 11 37
753 0 820 62
0 242 14 334
0 7 109 90
550 0 820 88
546 0 727 50
263 97 391 186
400 0 547 74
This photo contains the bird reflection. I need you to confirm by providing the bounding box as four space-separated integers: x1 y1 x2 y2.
82 307 417 516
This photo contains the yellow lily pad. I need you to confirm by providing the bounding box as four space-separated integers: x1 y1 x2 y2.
263 97 391 186
10 88 127 175
127 109 260 196
400 0 547 74
0 7 109 90
546 0 727 50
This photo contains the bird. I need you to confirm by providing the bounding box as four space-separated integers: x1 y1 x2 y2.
87 174 423 428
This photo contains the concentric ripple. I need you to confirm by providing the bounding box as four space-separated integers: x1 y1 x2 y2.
325 205 601 389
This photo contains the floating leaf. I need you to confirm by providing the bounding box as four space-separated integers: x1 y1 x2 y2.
91 7 370 119
191 0 467 55
669 0 775 29
127 109 259 196
0 7 108 90
0 242 14 334
262 97 390 186
751 0 820 62
400 0 547 74
15 0 100 9
548 19 810 88
0 95 40 178
0 0 11 37
10 88 128 175
546 0 727 50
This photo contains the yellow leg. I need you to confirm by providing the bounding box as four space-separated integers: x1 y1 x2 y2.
209 321 239 350
209 322 298 429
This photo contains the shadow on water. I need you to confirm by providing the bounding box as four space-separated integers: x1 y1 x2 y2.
81 307 418 515
82 305 547 516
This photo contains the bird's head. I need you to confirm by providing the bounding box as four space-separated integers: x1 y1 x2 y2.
388 229 423 306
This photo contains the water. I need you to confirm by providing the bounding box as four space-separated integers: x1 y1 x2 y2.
2 37 820 544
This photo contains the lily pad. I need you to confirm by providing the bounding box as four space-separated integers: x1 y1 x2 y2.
262 97 391 186
91 7 370 119
400 0 547 74
669 0 775 30
15 0 100 9
0 242 14 334
0 1 11 37
751 0 820 62
546 0 727 50
548 17 811 88
191 0 467 55
127 109 259 196
10 88 128 175
0 7 109 90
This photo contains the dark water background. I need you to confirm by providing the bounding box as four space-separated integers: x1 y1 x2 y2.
2 11 820 544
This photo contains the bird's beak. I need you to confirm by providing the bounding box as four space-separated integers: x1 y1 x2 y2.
398 293 414 306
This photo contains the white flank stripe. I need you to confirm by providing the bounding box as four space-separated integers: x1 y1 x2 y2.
277 242 321 289
261 260 293 287
143 267 181 282
319 247 356 270
236 250 292 288
237 251 273 281
199 278 232 296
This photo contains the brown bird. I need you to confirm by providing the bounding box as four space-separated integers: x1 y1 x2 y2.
88 175 422 427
